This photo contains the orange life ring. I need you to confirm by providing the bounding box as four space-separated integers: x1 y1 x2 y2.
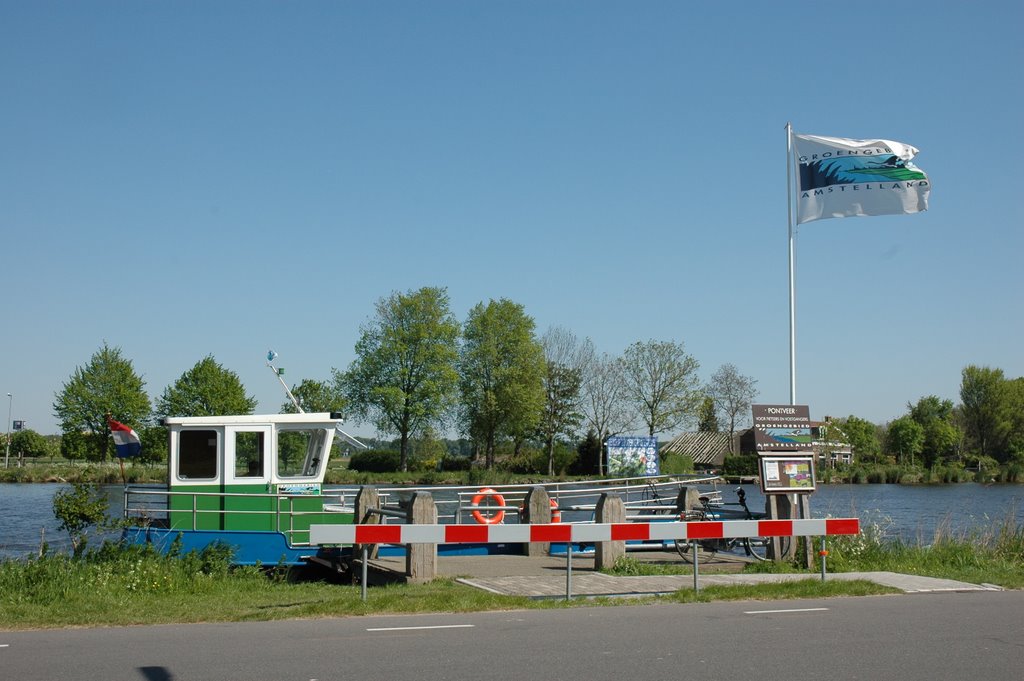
549 499 562 523
517 498 562 523
471 488 506 525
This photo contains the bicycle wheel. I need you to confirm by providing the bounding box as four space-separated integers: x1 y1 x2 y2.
744 535 792 562
675 539 718 563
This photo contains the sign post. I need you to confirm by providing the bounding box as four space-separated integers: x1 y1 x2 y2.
751 404 816 563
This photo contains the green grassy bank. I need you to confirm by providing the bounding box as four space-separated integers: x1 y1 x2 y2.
4 513 1021 630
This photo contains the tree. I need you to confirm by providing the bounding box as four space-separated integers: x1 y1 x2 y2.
907 395 961 466
282 378 347 414
156 355 256 419
886 416 925 466
617 339 701 437
959 365 1012 461
343 287 460 472
459 299 545 469
539 327 588 475
705 363 758 452
53 343 151 461
839 415 883 464
580 352 632 475
10 429 51 460
697 396 719 432
52 482 112 556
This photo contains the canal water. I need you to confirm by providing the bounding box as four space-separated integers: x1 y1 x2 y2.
2 482 1023 560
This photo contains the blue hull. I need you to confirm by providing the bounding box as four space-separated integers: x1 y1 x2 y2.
121 526 341 566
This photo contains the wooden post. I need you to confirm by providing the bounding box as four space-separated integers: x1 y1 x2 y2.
522 486 551 557
594 493 625 569
406 491 437 583
353 486 380 561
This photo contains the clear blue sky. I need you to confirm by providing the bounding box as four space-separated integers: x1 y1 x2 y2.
2 1 1021 437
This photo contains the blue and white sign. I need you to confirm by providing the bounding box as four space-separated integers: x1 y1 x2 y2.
606 436 659 477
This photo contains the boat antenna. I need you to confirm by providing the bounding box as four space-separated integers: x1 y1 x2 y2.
266 350 303 413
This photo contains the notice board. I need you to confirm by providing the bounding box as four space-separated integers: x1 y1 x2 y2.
759 455 816 493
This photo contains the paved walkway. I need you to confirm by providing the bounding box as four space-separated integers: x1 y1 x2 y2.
368 551 1004 599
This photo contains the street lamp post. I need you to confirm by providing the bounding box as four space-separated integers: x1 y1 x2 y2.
4 393 11 469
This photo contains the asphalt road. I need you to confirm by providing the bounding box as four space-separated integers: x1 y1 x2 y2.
2 592 1022 681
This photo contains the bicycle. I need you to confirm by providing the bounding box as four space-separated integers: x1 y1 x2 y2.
675 488 790 563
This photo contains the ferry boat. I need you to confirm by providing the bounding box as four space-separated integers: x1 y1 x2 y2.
121 411 722 566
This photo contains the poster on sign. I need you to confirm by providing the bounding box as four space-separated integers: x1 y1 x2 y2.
759 455 816 493
605 436 659 477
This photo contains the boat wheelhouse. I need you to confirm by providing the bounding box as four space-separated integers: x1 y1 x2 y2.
123 412 353 565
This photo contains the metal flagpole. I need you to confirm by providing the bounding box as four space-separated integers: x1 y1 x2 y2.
786 122 797 405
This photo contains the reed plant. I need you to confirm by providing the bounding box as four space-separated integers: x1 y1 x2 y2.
825 509 1024 588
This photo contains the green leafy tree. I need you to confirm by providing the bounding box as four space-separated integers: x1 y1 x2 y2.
343 287 460 471
282 378 347 414
839 415 884 464
959 365 1013 461
156 355 256 419
10 429 50 460
138 425 169 465
617 339 701 437
52 482 113 555
908 395 961 466
705 363 758 452
460 299 545 469
886 416 925 466
697 396 719 433
53 343 151 461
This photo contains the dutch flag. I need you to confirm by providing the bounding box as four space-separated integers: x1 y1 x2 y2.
108 417 142 458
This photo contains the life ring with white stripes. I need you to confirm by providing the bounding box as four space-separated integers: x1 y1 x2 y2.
471 488 506 525
518 498 562 522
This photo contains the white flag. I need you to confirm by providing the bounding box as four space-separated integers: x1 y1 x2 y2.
793 133 930 224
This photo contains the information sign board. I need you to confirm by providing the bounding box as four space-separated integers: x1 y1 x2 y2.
759 455 816 493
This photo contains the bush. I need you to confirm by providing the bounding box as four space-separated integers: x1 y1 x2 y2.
438 455 472 472
661 453 694 475
348 449 401 473
723 454 758 477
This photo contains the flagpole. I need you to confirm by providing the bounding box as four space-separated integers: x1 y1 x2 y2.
786 122 797 405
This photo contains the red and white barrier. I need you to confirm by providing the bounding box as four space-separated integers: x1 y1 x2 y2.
309 518 860 546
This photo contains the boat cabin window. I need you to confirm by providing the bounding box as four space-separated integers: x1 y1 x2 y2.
277 428 327 478
234 431 265 478
178 429 218 479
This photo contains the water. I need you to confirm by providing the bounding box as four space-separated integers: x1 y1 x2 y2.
2 482 1023 560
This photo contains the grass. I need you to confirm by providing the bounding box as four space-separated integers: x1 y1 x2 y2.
3 510 1022 631
1 539 899 630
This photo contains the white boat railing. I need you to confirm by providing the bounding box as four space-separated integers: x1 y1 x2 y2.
324 473 722 525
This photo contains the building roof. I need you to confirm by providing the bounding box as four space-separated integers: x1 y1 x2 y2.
662 431 735 466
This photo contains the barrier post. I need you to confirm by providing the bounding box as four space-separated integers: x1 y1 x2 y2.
692 540 700 592
523 486 552 557
361 545 368 602
565 542 573 600
406 492 437 583
594 493 625 570
819 536 828 582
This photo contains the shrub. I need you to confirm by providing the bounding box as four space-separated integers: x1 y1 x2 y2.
348 449 401 473
437 455 471 472
723 454 758 477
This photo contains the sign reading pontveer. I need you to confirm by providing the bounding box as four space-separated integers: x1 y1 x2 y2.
309 518 860 546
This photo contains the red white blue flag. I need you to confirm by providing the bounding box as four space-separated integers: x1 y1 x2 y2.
108 417 142 458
